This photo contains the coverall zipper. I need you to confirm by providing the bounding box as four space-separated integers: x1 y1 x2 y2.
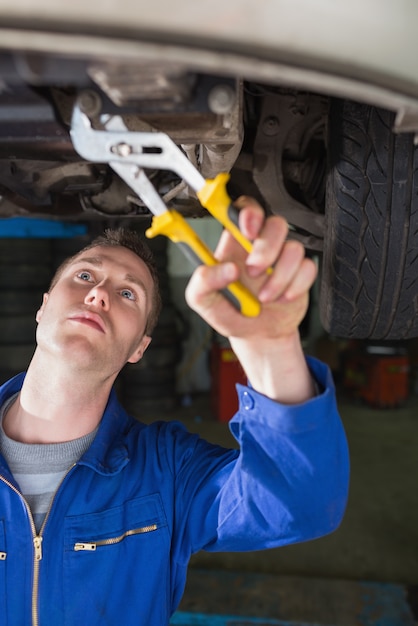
74 523 158 551
0 465 76 626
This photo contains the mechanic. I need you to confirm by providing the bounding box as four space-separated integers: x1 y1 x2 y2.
0 197 349 625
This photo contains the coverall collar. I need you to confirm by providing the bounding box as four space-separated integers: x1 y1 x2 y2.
0 372 131 478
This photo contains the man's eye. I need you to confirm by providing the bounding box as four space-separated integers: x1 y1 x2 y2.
77 271 92 281
121 289 135 300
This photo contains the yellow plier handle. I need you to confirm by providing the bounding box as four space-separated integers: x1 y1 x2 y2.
146 210 260 318
197 173 252 254
197 173 272 275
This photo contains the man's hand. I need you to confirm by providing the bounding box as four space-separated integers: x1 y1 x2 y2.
185 197 318 404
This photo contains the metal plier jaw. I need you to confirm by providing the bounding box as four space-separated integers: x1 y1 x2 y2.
70 103 260 317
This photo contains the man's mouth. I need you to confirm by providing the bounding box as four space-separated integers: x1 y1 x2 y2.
69 312 105 333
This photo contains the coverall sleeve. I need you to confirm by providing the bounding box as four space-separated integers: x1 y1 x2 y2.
172 356 349 557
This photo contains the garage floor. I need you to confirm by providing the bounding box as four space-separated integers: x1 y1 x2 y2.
140 388 418 625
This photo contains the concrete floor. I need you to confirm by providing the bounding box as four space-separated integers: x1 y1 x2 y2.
140 387 418 624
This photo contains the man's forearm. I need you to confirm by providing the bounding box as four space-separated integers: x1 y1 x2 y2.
230 331 316 405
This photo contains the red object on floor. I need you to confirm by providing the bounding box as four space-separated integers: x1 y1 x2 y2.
344 351 409 408
211 344 246 422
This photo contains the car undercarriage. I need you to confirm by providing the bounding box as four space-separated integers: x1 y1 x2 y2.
1 2 418 339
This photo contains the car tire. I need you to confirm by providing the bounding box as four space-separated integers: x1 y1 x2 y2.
321 99 418 339
0 315 37 344
119 232 181 417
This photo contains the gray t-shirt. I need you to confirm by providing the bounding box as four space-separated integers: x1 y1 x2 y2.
0 394 97 532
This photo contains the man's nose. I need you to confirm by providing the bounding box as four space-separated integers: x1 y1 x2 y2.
84 283 110 309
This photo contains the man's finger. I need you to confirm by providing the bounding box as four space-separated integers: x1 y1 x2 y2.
185 262 238 309
245 215 289 277
257 240 306 301
283 258 318 301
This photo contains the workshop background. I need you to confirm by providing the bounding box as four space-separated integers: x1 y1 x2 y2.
0 217 417 626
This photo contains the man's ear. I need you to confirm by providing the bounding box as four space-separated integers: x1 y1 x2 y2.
36 293 49 323
127 335 152 364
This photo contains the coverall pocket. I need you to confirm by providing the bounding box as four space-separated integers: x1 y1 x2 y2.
63 493 170 626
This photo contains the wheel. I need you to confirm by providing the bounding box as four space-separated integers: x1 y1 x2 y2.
321 100 418 339
0 290 44 316
123 394 178 419
0 239 52 265
0 344 35 372
0 264 52 289
0 315 37 344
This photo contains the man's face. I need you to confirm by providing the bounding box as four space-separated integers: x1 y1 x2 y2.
35 245 154 378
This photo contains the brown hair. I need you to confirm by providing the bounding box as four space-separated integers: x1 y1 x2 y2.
49 228 162 335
